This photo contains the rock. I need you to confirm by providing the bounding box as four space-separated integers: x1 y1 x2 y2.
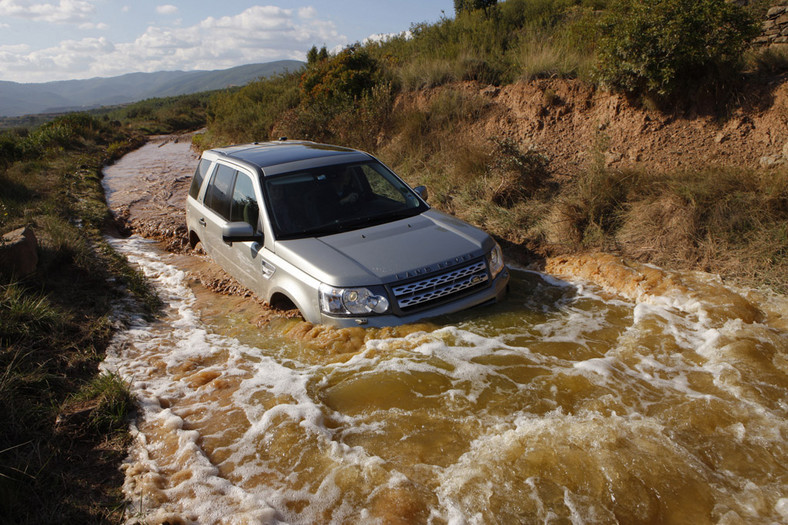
760 154 786 168
774 36 788 44
767 6 787 18
0 227 38 277
480 85 500 97
777 14 788 26
605 151 623 167
783 141 788 158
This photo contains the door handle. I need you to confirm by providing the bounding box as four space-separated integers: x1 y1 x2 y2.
198 218 206 227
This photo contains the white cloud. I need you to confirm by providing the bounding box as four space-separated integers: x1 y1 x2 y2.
79 21 108 30
156 4 177 15
1 5 346 82
0 0 95 24
363 30 411 45
298 7 316 19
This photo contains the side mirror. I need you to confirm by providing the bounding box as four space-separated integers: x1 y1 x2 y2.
413 185 428 202
222 222 263 244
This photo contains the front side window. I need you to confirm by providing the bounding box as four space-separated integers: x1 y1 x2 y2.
230 173 259 229
204 164 236 220
263 160 427 239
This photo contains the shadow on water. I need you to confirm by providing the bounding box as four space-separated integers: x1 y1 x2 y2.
433 267 579 331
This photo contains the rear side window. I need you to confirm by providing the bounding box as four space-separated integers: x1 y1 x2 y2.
189 158 212 199
204 164 236 220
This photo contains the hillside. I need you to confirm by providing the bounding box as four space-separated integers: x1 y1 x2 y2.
0 60 303 117
392 77 788 179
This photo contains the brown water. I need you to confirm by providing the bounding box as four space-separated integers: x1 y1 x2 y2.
102 140 788 524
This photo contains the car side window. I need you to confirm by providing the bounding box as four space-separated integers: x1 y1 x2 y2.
204 164 236 220
189 158 212 199
230 173 259 229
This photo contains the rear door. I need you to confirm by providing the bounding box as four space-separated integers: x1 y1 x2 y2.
201 162 236 271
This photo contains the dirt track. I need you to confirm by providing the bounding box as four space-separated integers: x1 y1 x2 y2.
103 134 197 253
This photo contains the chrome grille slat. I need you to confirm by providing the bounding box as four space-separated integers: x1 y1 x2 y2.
393 261 488 310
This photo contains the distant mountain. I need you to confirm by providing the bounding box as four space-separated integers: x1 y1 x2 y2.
0 60 304 117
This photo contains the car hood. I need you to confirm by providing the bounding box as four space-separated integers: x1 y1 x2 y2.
274 210 493 286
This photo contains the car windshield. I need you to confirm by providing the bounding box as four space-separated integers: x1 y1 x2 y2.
263 160 427 239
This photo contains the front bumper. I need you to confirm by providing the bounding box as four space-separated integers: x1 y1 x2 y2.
320 267 510 328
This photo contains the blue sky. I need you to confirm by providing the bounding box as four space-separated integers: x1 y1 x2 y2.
0 1 454 83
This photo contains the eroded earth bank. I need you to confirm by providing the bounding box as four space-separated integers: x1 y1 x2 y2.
101 135 788 524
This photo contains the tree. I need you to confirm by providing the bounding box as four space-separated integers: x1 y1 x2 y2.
306 45 329 65
595 0 758 97
454 0 497 15
306 46 319 65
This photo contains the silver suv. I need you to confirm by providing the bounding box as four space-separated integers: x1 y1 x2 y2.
185 140 509 327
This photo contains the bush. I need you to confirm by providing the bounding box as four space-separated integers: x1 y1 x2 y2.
484 137 550 206
595 0 758 96
300 48 380 104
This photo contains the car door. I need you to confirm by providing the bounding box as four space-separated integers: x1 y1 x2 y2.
201 162 237 272
226 169 273 294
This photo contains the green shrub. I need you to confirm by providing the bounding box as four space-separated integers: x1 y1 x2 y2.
0 131 26 166
595 0 758 96
300 48 380 104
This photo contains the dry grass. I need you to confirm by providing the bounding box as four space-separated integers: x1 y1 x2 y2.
516 32 595 81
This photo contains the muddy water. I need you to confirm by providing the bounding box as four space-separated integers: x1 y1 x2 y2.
102 139 788 524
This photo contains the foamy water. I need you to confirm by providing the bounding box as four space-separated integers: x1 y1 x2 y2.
101 235 788 524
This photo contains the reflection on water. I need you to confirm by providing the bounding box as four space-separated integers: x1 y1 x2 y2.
103 236 788 524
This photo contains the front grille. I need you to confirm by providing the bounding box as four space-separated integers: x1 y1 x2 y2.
392 260 489 311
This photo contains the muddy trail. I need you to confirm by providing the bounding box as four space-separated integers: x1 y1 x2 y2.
102 136 788 524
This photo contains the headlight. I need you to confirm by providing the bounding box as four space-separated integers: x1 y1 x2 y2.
319 284 390 316
488 242 505 277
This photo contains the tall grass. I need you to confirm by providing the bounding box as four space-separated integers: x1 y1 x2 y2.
377 0 598 88
544 166 788 291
